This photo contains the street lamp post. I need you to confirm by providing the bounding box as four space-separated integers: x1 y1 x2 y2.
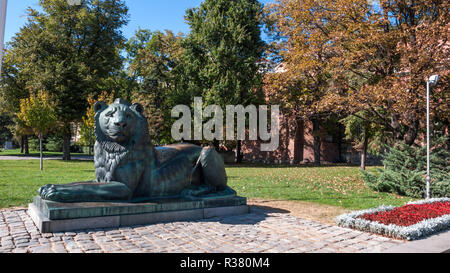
426 74 439 199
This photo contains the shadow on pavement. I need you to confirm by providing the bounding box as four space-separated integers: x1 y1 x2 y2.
198 205 291 226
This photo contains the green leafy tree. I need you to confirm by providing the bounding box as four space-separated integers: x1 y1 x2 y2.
3 0 129 161
341 110 390 170
100 71 138 103
0 38 35 153
183 0 266 161
126 29 188 145
17 91 58 170
9 121 34 155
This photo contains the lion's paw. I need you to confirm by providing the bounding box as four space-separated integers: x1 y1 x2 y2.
39 184 74 202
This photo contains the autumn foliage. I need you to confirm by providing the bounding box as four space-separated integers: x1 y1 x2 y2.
264 0 449 145
17 91 58 170
17 91 57 138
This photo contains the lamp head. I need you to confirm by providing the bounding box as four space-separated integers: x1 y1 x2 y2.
428 75 439 86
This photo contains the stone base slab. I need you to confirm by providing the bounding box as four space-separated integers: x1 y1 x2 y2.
28 196 249 233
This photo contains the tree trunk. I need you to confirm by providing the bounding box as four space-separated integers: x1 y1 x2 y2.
361 127 369 171
312 118 321 165
235 140 242 163
20 135 24 154
62 124 71 161
337 125 344 163
293 119 304 164
404 119 419 145
390 114 403 142
39 132 43 171
24 135 29 156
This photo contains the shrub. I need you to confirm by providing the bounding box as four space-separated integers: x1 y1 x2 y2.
82 146 93 155
70 142 83 153
361 137 449 198
28 136 42 151
45 136 63 152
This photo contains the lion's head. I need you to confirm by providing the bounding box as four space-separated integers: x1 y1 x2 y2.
94 99 153 183
94 98 149 149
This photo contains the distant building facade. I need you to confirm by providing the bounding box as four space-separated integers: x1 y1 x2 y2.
240 114 382 165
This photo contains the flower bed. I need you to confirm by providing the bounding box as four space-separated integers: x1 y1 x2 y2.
335 198 450 240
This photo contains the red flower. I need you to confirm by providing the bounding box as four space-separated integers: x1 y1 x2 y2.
358 202 450 227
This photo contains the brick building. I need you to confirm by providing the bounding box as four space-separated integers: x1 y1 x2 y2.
240 112 381 166
237 60 379 165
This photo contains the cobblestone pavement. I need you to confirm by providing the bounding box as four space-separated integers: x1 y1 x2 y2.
0 207 405 253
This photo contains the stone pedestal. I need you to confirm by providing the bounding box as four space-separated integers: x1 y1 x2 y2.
28 196 248 233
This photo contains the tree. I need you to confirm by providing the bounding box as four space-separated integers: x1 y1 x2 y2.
17 91 57 170
126 29 188 145
3 0 129 161
265 0 448 158
0 37 36 153
341 110 389 170
294 0 448 144
10 121 34 155
183 0 266 162
263 0 346 164
99 71 138 103
361 136 450 198
79 91 115 155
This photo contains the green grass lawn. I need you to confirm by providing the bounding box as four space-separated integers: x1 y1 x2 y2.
0 148 89 157
0 160 95 208
0 160 414 209
226 164 415 210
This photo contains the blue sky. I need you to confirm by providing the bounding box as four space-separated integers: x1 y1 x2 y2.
4 0 274 44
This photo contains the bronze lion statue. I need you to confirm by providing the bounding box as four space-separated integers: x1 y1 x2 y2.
39 99 233 203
